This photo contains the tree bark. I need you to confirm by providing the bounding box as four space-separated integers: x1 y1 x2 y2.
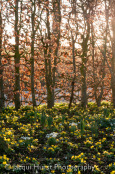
52 0 61 95
45 47 54 109
69 34 76 109
91 0 108 107
14 0 20 110
0 2 4 109
45 5 53 109
81 37 89 108
80 4 90 108
109 0 115 108
111 15 115 108
31 0 36 108
44 0 61 109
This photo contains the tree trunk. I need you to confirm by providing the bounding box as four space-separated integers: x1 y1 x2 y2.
81 66 87 107
14 0 20 110
111 32 115 108
31 0 36 108
111 79 115 108
80 5 90 108
111 11 115 107
52 0 61 94
44 0 61 109
81 43 88 108
69 34 76 109
45 5 54 109
47 86 54 108
96 86 104 107
45 53 54 109
92 0 107 107
44 46 54 108
0 3 4 109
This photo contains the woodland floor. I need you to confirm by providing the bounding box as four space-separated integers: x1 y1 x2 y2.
0 102 115 174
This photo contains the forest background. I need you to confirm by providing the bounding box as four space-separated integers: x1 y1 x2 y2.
0 0 115 110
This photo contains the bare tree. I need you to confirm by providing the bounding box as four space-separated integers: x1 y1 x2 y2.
14 0 20 110
43 0 61 108
0 0 4 109
111 0 115 107
30 0 36 107
68 0 77 108
80 1 90 107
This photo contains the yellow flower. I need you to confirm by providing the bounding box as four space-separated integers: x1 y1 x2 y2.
3 155 7 159
3 161 7 165
68 165 71 168
31 145 34 149
67 167 72 173
110 171 115 174
45 165 49 169
7 131 12 135
6 165 11 170
91 145 94 149
80 153 84 156
109 163 112 168
94 165 100 171
78 171 81 174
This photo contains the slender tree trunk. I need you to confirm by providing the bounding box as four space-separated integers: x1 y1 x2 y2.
81 40 88 108
80 5 90 108
44 46 54 108
96 87 103 107
52 0 61 104
31 0 36 107
69 34 76 109
0 2 4 109
111 77 115 108
47 49 54 108
14 0 20 110
111 15 115 108
81 58 87 108
47 85 54 108
96 0 107 107
92 0 107 107
45 5 54 109
91 22 98 105
44 0 61 109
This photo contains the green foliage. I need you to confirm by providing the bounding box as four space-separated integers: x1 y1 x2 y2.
47 116 53 128
0 137 8 155
80 119 85 137
40 111 46 127
0 102 114 174
20 106 32 111
47 137 56 146
103 108 110 117
97 118 115 130
91 120 99 137
70 125 76 133
62 115 65 124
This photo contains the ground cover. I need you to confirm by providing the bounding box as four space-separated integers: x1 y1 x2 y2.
0 102 115 174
